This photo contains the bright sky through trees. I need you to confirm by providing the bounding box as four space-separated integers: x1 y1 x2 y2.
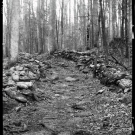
3 0 89 24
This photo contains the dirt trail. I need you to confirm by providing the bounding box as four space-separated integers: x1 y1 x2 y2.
3 57 132 135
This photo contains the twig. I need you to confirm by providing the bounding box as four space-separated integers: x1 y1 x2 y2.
110 54 128 70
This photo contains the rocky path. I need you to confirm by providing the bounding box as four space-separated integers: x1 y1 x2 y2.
3 56 132 135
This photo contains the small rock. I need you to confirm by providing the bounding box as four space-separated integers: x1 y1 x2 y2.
12 74 19 81
3 97 8 102
17 82 33 89
20 71 26 76
3 73 6 77
118 79 132 89
9 67 15 72
8 79 16 85
65 77 78 82
124 88 131 93
34 60 40 63
15 95 27 103
55 94 60 97
28 71 36 79
15 106 22 112
21 89 33 96
15 66 24 71
89 64 94 68
29 58 34 62
96 89 105 95
3 88 17 99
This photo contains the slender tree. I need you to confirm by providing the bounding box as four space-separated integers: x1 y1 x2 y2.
99 0 108 64
109 0 113 42
61 0 64 49
48 0 57 54
125 0 129 58
10 0 20 62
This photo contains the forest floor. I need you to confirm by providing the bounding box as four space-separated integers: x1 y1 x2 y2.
3 54 132 135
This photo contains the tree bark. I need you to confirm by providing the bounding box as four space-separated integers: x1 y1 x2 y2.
61 0 64 49
10 0 20 62
109 0 113 42
91 0 94 48
125 0 129 58
99 0 108 64
121 0 124 39
48 0 57 54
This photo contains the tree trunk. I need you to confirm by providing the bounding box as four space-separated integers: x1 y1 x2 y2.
125 0 129 58
91 0 94 48
121 0 124 39
128 1 132 43
109 0 113 42
23 0 28 53
37 0 43 54
74 0 77 50
41 0 45 53
61 0 64 49
56 19 59 49
99 0 108 64
48 0 57 54
10 0 20 62
93 0 98 45
6 0 12 58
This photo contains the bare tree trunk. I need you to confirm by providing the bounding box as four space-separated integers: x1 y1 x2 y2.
118 1 121 37
109 0 113 42
121 0 124 39
41 0 45 53
99 0 108 64
6 0 12 58
93 0 98 45
61 0 64 49
10 0 20 62
87 0 91 49
82 0 86 50
128 1 132 43
74 0 77 50
28 1 31 54
91 0 94 48
125 0 129 58
56 19 59 49
49 0 57 54
96 10 101 53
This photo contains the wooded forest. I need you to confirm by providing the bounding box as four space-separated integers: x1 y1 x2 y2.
3 0 132 61
3 0 133 135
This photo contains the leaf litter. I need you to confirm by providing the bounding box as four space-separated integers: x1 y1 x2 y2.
3 52 132 135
